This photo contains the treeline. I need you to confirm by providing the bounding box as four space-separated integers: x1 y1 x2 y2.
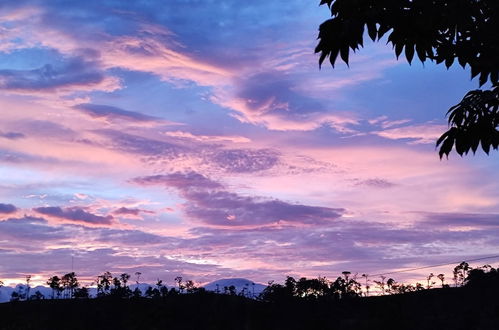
258 262 499 302
3 262 499 303
7 272 205 302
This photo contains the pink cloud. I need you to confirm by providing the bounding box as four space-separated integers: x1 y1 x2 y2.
0 6 390 134
373 123 448 144
164 131 251 143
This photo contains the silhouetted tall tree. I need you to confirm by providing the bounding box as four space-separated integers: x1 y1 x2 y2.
426 273 435 289
25 275 31 301
437 273 446 288
97 271 113 297
47 276 61 299
315 0 499 157
61 272 79 299
174 276 185 293
361 274 370 297
373 276 386 295
453 262 471 287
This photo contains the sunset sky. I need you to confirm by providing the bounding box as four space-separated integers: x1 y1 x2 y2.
1 0 498 288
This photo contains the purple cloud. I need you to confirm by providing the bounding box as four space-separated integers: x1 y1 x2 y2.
0 131 25 140
134 172 344 227
183 190 344 226
96 130 187 158
113 207 154 217
421 212 499 228
0 216 68 242
74 103 160 122
0 203 17 214
354 178 396 188
236 72 323 116
133 171 223 190
208 148 279 173
0 55 112 92
33 206 113 225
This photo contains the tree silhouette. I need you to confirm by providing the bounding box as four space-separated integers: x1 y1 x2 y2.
120 273 130 289
132 287 142 299
74 286 90 299
25 275 31 301
361 274 370 297
466 264 499 288
185 280 197 294
315 0 499 157
10 291 20 302
31 290 44 300
437 273 446 288
426 273 436 289
386 278 397 294
97 271 113 297
61 272 79 299
174 276 185 293
453 262 471 287
47 276 62 299
373 276 386 295
110 274 133 298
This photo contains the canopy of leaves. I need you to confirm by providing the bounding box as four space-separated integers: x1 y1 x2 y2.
437 85 499 157
315 0 499 157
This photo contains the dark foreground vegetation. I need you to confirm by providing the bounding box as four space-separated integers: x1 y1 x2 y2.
1 282 498 330
1 264 498 330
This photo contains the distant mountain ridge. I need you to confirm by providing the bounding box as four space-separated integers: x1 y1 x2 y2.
203 278 267 297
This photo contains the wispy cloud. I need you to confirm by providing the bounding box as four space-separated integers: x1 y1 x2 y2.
373 123 447 144
73 103 162 123
164 131 251 143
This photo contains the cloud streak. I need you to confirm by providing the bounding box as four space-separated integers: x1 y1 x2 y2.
73 103 162 123
33 206 114 225
134 171 344 227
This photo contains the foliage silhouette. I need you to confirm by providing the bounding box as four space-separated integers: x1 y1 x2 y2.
47 276 61 299
1 263 499 329
315 0 499 157
61 272 79 299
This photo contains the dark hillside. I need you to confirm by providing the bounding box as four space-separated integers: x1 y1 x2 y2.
0 285 498 330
